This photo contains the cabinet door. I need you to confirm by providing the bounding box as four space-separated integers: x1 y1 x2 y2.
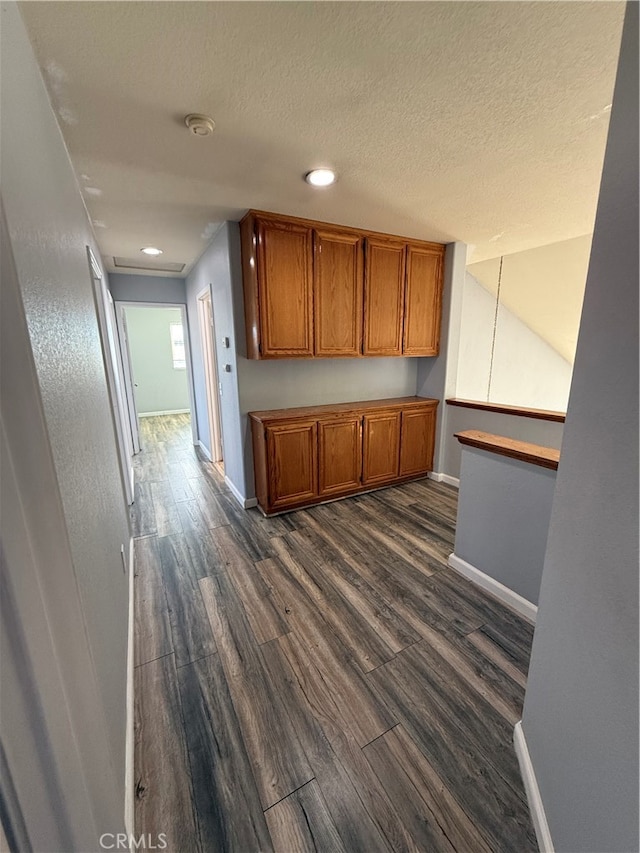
318 417 362 497
363 238 406 355
399 407 436 477
362 411 400 485
266 421 318 509
403 244 444 356
256 217 313 357
314 229 363 357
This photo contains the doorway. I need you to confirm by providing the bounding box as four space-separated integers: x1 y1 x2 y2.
88 248 134 504
115 302 198 452
197 288 224 471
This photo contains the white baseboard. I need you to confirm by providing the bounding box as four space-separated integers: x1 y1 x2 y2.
514 721 554 852
448 552 537 623
428 471 460 488
124 537 135 836
197 440 213 462
224 475 258 509
138 408 190 417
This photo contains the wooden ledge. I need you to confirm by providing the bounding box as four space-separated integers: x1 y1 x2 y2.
455 430 560 471
446 398 565 423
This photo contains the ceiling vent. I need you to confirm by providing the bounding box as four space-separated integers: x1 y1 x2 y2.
113 257 186 273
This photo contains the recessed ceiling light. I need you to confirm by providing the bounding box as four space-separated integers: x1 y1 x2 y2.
305 168 337 187
141 247 163 256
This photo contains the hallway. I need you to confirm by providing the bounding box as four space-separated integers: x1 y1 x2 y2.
132 415 536 852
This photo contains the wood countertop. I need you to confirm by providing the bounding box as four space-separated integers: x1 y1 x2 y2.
447 398 565 423
455 430 560 470
249 396 439 423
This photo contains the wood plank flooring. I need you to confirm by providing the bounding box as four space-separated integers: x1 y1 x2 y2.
133 414 537 853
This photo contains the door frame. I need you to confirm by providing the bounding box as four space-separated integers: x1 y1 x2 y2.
114 301 199 448
87 248 135 504
114 303 141 454
197 287 224 463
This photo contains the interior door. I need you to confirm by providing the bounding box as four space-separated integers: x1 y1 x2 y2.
318 416 362 497
362 411 401 485
198 290 224 464
89 251 135 503
115 305 141 454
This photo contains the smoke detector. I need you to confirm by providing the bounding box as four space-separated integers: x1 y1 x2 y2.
184 113 216 137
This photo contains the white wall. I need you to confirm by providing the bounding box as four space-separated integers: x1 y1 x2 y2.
124 306 191 415
457 272 573 411
1 3 130 845
468 234 591 364
521 5 638 850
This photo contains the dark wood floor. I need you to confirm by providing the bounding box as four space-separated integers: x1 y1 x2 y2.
133 414 537 853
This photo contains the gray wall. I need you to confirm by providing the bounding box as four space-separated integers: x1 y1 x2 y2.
443 405 564 480
185 223 246 493
454 448 556 605
1 2 130 844
417 241 467 475
187 220 428 501
124 306 191 414
521 5 638 851
109 272 186 304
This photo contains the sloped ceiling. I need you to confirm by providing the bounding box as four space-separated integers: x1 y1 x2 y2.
20 1 624 276
468 234 593 363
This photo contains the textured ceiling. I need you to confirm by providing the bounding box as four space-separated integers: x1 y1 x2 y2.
20 1 624 276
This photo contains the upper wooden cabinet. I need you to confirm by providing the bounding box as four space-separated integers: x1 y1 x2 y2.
240 210 444 360
314 228 363 357
257 217 313 357
363 238 406 356
403 244 444 356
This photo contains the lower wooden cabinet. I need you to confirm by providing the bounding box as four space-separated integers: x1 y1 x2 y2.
250 397 438 515
265 421 318 510
362 411 400 485
319 417 362 497
399 408 437 477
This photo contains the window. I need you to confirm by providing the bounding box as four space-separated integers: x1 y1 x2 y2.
169 322 186 370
